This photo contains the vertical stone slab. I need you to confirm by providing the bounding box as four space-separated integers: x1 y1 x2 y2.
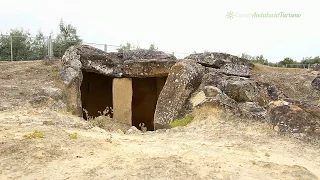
156 77 167 98
113 78 133 125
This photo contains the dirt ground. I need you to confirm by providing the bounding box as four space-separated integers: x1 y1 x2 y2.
0 61 319 180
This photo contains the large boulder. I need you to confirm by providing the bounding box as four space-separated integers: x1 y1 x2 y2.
268 100 320 139
123 59 176 77
311 76 320 90
223 77 258 103
200 72 281 106
238 102 267 119
310 64 320 71
185 52 253 77
61 45 177 81
154 60 205 129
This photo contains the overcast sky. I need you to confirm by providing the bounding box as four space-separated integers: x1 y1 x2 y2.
1 0 319 62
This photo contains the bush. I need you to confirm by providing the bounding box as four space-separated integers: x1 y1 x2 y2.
169 115 194 128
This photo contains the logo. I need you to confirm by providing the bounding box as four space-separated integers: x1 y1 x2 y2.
226 11 235 19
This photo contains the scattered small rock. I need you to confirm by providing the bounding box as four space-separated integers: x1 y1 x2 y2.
125 126 141 134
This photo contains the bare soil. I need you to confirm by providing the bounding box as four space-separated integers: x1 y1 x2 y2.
0 61 319 180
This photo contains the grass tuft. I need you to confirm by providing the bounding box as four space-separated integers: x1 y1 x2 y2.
24 130 45 139
169 115 194 128
68 132 78 139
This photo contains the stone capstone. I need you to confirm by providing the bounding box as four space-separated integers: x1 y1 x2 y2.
186 52 253 77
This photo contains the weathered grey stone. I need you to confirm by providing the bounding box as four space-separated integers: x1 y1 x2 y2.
201 72 281 106
59 67 79 85
122 49 175 60
61 45 177 79
186 52 253 77
154 59 205 129
268 100 320 138
310 64 320 71
38 87 63 100
223 77 258 103
60 45 178 117
125 126 141 134
123 59 176 77
220 63 251 77
203 86 221 97
238 102 267 119
29 96 51 106
311 76 320 90
197 92 240 114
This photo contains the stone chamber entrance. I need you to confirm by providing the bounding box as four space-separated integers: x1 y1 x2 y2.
131 77 167 131
80 70 167 131
80 71 114 119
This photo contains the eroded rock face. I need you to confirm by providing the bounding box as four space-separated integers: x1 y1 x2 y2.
154 60 205 129
310 64 320 71
238 102 267 119
60 45 178 116
60 45 178 82
311 76 320 90
186 52 253 77
268 100 320 138
201 71 282 106
123 59 176 77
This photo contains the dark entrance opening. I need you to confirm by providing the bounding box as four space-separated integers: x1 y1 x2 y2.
132 77 167 131
81 71 113 120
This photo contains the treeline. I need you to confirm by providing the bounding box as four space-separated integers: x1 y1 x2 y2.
241 53 320 66
0 20 82 60
116 42 158 53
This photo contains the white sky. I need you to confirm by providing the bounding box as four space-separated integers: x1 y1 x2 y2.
1 0 319 62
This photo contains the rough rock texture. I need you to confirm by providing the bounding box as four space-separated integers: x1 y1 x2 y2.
123 59 176 77
311 76 320 90
238 102 267 119
200 71 282 106
61 45 177 81
154 60 205 129
197 92 240 113
203 86 221 97
268 100 320 139
186 52 253 77
60 45 177 116
310 64 320 71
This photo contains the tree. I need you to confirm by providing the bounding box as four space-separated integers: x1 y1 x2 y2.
279 57 296 65
30 30 46 60
53 19 82 57
241 53 268 65
0 34 11 60
0 28 32 60
149 44 158 51
301 56 320 64
117 42 132 53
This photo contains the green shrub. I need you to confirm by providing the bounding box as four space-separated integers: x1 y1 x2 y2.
68 132 78 139
169 115 194 128
24 130 45 139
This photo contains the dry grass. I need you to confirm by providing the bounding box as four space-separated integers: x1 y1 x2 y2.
252 64 320 102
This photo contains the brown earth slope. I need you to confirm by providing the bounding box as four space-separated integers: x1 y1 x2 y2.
0 61 319 180
252 64 320 102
